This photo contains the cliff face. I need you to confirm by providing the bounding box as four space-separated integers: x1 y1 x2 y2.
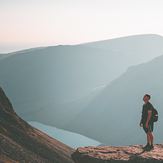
0 87 74 163
72 145 163 163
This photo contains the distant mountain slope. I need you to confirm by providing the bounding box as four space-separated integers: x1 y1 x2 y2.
0 34 163 129
66 54 163 145
0 86 74 163
0 53 12 60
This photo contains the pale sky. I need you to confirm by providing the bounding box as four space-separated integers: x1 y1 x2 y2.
1 0 163 53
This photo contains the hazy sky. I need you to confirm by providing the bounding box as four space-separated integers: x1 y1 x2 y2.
1 0 163 53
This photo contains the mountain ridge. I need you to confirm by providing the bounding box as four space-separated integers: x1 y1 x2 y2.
3 34 162 54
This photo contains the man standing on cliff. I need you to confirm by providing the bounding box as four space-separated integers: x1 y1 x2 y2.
140 94 154 151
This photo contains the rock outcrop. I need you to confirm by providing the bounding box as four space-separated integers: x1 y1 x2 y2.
72 145 163 163
0 86 74 163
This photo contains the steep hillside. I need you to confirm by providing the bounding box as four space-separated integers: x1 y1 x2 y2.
0 86 74 163
0 34 163 129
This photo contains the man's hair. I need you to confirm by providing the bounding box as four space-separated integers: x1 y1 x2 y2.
144 94 151 100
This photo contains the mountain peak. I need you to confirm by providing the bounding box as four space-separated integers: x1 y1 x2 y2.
72 145 163 163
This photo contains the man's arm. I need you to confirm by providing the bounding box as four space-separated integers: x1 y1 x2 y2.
146 110 152 128
140 107 144 126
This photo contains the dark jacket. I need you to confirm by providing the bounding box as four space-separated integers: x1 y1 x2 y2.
140 101 154 125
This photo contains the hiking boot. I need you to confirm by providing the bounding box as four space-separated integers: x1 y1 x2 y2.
143 143 150 150
145 144 154 151
150 144 154 150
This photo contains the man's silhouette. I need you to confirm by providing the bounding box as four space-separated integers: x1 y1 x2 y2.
140 94 154 151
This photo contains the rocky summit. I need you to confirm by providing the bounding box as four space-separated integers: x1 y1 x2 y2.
72 144 163 163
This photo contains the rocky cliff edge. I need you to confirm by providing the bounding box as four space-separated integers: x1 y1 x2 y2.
72 144 163 163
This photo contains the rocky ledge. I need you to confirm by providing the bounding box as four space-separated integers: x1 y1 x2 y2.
71 144 163 163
